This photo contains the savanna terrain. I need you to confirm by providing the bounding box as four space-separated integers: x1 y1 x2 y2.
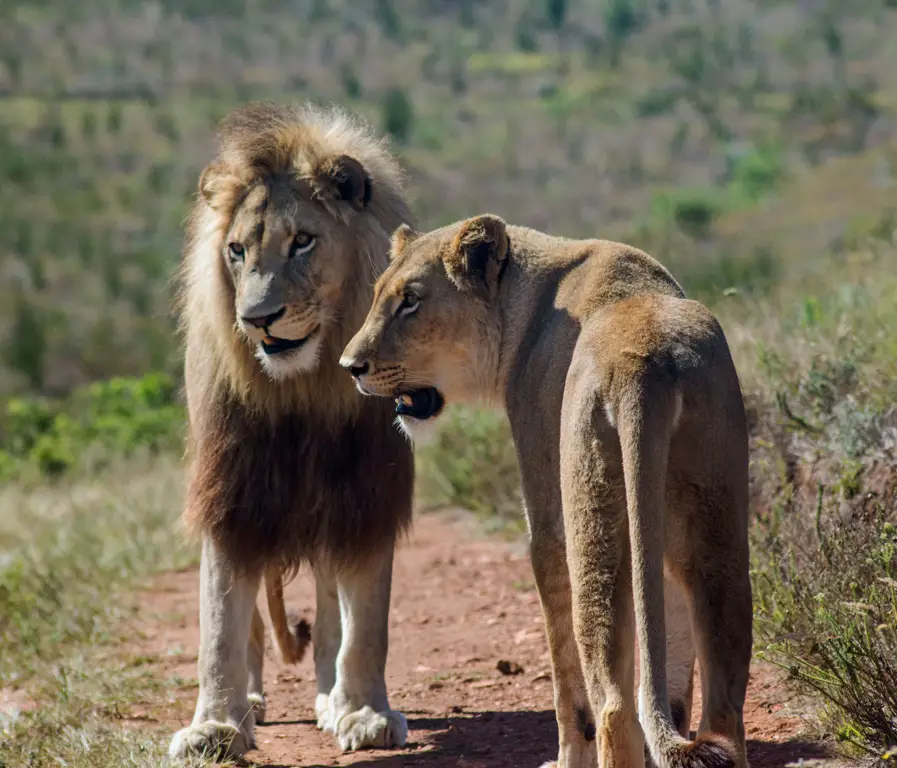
1 1 896 766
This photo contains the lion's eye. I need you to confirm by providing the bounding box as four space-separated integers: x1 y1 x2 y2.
228 242 245 261
397 292 419 317
290 232 316 258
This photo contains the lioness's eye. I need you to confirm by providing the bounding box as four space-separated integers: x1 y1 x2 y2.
397 292 419 317
290 232 316 258
228 242 245 261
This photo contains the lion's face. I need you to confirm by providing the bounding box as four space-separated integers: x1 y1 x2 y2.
203 154 375 381
341 215 509 438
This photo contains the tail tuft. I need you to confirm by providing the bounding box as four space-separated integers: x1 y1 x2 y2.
277 612 312 664
659 734 737 768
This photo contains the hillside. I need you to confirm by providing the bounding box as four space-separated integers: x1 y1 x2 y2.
1 0 896 395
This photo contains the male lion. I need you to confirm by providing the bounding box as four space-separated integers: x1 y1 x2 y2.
341 215 752 768
169 103 414 760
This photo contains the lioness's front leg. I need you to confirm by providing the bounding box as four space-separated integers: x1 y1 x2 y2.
169 537 260 760
318 542 406 751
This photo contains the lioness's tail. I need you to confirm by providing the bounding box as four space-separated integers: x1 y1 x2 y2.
265 569 312 665
617 384 737 768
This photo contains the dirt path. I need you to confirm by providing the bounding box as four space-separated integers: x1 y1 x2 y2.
133 510 831 768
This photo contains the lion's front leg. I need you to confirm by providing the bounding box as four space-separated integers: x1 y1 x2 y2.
169 537 261 761
317 543 407 752
247 604 268 724
312 566 342 729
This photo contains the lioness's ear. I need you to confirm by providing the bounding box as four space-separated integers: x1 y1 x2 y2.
446 214 509 294
199 161 243 211
315 154 372 212
390 223 419 259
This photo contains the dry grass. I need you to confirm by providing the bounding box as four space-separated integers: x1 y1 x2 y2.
0 456 201 767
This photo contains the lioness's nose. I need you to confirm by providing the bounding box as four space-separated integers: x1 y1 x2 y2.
242 307 285 329
339 355 370 378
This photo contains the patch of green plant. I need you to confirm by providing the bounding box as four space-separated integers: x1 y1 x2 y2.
0 372 184 481
414 405 523 531
0 455 192 681
677 246 779 299
649 186 726 238
736 240 897 759
754 510 897 760
726 145 786 204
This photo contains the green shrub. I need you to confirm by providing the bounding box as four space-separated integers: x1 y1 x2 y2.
754 506 897 758
728 146 785 203
738 242 897 759
381 87 414 143
415 405 522 531
648 187 726 238
0 372 184 481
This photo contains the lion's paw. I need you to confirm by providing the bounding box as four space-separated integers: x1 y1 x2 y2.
248 692 267 725
332 705 408 751
168 720 253 761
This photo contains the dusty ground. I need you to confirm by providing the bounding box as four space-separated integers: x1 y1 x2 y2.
132 510 833 768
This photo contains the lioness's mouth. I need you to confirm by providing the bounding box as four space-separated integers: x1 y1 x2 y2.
261 327 318 355
394 388 444 420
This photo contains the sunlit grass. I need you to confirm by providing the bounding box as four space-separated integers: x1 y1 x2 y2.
0 455 200 767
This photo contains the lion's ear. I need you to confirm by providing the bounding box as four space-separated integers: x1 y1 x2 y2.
390 223 419 259
445 214 509 295
315 154 372 212
199 160 242 211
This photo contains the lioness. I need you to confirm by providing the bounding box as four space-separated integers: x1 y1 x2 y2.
169 103 414 760
341 215 752 768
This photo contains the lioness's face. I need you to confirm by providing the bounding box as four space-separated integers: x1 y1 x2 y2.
202 154 374 380
341 215 509 437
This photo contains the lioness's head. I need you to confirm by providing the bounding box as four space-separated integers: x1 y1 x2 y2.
186 102 411 388
340 214 509 437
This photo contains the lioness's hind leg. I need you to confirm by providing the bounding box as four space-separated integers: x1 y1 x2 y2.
679 513 752 767
560 410 645 767
567 515 644 768
248 605 267 724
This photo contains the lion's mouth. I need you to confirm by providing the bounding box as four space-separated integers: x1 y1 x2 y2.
261 327 318 356
394 388 444 420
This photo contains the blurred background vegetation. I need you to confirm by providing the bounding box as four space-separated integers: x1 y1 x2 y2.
1 0 897 765
0 0 895 396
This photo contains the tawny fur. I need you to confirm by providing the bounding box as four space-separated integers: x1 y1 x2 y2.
343 215 753 768
170 103 414 759
176 101 414 571
265 569 311 665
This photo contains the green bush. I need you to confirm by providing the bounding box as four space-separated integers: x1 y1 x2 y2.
728 145 785 203
648 187 726 239
382 87 414 143
0 372 184 481
414 405 522 531
739 243 897 759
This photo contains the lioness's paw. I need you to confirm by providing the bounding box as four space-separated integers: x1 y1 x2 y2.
168 721 253 761
333 705 408 751
248 692 267 725
539 740 598 768
315 693 331 730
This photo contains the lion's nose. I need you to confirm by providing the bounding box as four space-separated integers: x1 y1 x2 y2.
339 356 370 377
242 307 285 329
